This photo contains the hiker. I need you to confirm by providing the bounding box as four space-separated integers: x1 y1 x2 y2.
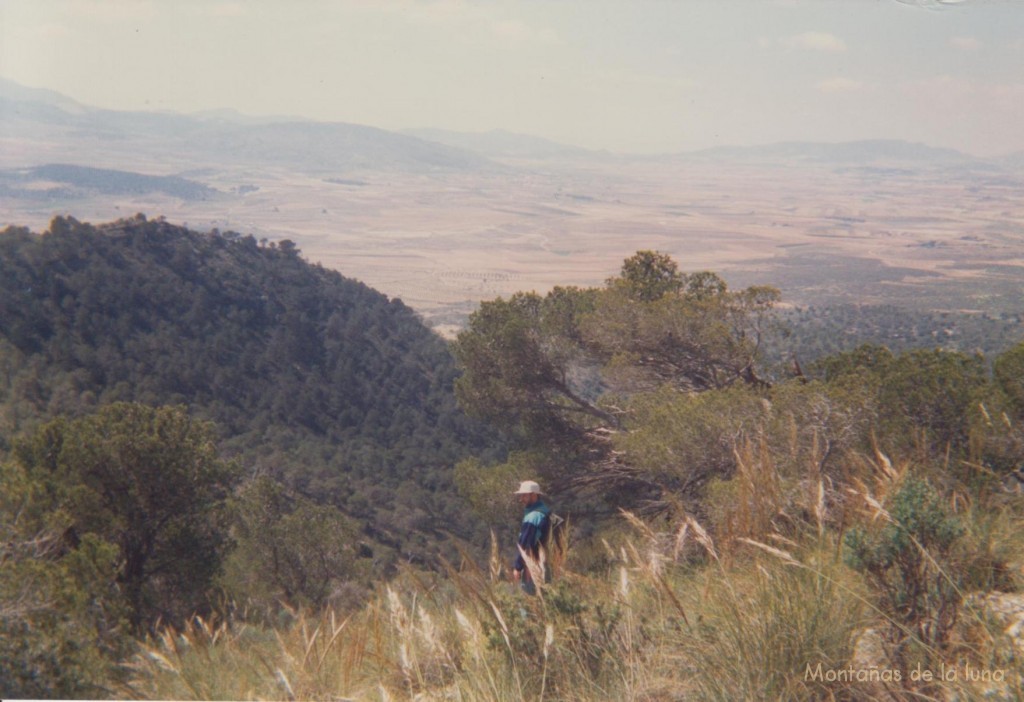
512 480 552 595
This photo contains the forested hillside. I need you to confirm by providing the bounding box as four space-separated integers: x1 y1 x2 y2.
4 228 1024 700
0 214 499 566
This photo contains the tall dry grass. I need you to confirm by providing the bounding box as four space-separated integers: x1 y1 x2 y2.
127 429 1024 701
127 522 867 701
127 527 1024 701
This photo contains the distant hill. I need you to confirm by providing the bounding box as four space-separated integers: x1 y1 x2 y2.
183 120 498 172
0 76 90 114
0 163 218 201
0 77 495 174
0 215 500 563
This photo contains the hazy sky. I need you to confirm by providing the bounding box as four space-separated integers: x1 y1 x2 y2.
1 0 1022 156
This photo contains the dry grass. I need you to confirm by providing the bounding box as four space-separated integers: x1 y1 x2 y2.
127 433 1024 701
127 524 1024 701
126 520 861 701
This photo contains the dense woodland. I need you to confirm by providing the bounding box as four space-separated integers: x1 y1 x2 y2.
3 217 1024 700
0 216 501 633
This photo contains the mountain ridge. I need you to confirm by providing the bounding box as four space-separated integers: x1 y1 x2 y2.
2 76 1012 170
0 77 497 174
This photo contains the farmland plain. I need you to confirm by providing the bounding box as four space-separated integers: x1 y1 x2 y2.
2 100 1022 335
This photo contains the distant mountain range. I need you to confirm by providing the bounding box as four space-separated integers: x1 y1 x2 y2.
0 77 494 174
2 76 1016 175
0 76 91 114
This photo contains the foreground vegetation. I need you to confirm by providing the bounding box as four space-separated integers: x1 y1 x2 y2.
2 219 1024 700
122 451 1024 700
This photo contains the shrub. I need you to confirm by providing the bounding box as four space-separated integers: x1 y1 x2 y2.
844 476 965 658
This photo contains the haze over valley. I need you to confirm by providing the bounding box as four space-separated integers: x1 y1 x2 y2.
3 77 1022 338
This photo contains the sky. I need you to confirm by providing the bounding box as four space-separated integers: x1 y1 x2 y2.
1 0 1022 156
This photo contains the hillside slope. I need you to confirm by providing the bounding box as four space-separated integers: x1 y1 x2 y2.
0 215 499 561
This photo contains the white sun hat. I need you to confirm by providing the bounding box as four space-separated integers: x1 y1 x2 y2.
513 480 543 495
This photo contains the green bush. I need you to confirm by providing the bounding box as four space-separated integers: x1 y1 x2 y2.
844 477 964 656
12 403 239 630
0 462 129 698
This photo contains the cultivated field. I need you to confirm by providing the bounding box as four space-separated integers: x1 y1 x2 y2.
2 143 1022 333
